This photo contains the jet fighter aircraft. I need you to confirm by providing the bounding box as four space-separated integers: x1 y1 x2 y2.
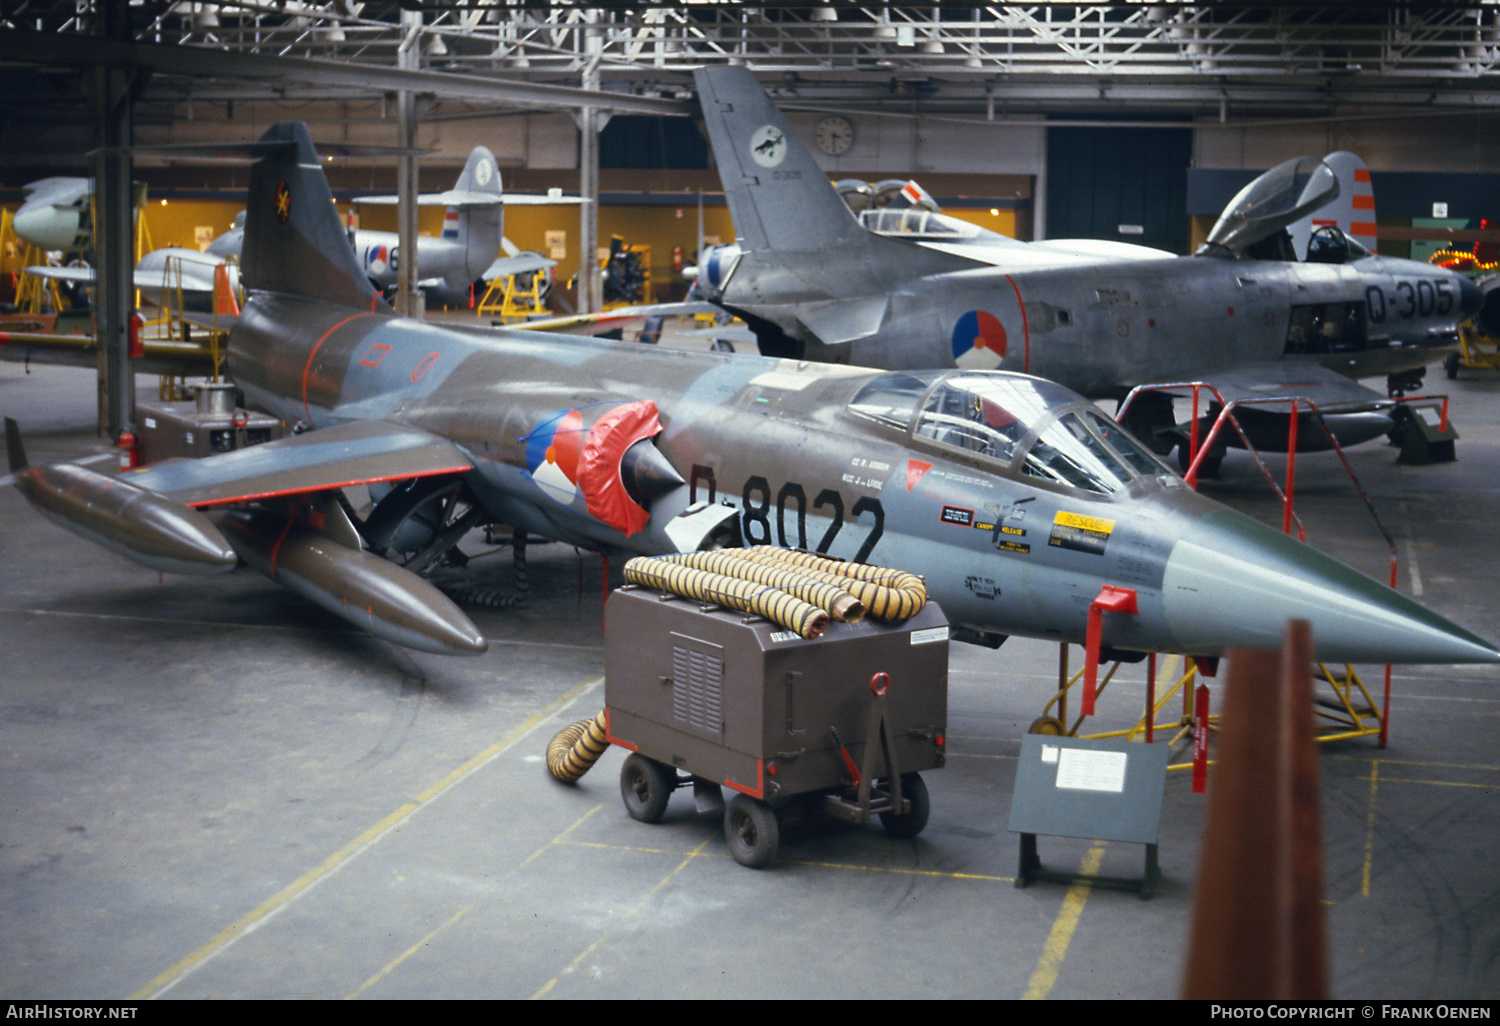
207 145 561 304
7 121 1495 669
689 66 1482 459
10 177 106 254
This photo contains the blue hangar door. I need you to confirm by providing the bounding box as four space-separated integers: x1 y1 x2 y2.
1046 124 1192 255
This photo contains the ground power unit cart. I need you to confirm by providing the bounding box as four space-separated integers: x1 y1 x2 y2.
602 582 950 868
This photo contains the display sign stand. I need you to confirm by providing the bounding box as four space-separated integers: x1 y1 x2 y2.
1007 734 1171 899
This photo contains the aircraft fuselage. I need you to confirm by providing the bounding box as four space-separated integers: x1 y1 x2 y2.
226 293 1482 664
722 246 1474 398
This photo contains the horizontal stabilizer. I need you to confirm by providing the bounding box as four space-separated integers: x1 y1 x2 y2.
481 252 557 280
797 295 890 347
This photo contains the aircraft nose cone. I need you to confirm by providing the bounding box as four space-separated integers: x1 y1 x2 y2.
1475 281 1500 337
1457 272 1485 318
1161 510 1499 665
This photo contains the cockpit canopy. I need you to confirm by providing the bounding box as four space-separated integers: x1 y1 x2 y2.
848 371 1171 495
859 207 1000 242
1201 156 1340 256
1304 224 1373 264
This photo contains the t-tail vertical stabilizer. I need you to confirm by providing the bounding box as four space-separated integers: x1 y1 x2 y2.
241 121 388 312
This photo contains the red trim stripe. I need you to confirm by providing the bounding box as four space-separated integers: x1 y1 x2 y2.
1004 274 1030 372
269 514 296 580
185 464 472 509
302 313 374 426
1354 168 1372 183
723 759 765 800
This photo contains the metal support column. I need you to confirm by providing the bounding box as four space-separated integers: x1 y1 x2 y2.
395 9 424 320
88 2 139 442
576 12 602 315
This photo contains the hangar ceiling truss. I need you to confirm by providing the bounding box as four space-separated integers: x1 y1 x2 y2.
2 2 1500 118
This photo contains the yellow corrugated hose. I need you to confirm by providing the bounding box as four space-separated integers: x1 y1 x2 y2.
546 709 611 783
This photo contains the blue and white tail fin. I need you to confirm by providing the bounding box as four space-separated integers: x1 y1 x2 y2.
241 121 387 312
1290 152 1377 259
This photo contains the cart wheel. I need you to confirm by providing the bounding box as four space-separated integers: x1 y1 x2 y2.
879 773 930 839
724 794 779 868
1445 351 1460 380
1028 716 1066 736
620 753 674 824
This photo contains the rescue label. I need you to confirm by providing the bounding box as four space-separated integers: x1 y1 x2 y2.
940 505 974 527
1048 510 1114 555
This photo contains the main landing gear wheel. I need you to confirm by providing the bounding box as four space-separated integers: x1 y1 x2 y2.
724 793 779 868
1028 716 1066 736
878 773 930 839
619 753 675 824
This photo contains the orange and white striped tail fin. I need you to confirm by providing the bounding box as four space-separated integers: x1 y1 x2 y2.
1291 151 1376 258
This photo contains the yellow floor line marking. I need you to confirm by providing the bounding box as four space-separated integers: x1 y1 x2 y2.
562 838 1015 883
343 804 606 999
131 675 603 1000
1329 755 1500 772
347 903 476 999
1021 843 1106 1000
531 838 713 1000
1363 760 1380 899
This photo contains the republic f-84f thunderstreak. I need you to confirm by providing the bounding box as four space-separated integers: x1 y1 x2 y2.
690 66 1482 457
8 121 1495 668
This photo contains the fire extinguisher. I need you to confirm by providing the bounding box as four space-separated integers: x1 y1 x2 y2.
672 245 683 273
128 311 144 360
118 430 139 471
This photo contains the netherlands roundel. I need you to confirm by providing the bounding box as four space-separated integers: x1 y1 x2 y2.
951 310 1007 369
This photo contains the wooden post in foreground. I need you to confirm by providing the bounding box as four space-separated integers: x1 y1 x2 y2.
1182 619 1328 999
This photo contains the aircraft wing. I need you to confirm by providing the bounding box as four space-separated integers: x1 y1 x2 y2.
1156 359 1392 413
0 326 217 377
515 300 720 336
23 265 95 285
356 190 583 207
27 260 226 298
481 252 557 280
119 419 474 508
494 193 585 205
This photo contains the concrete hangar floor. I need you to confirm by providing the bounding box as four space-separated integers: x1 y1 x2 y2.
1 323 1498 1001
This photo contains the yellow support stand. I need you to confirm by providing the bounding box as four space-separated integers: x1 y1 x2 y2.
1027 647 1386 773
478 272 549 323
